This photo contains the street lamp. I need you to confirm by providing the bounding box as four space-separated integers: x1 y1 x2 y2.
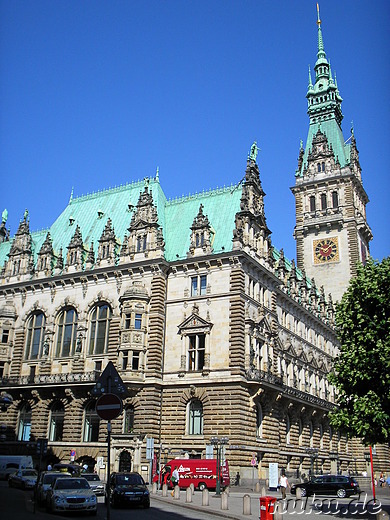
210 436 229 496
305 447 319 475
0 392 12 413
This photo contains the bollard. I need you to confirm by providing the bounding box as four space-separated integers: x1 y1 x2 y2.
190 483 195 495
202 488 209 506
162 483 168 497
152 482 157 494
296 487 302 500
224 485 230 496
377 512 389 520
221 491 229 510
186 486 192 503
261 486 266 497
243 494 251 515
173 485 180 500
255 482 261 493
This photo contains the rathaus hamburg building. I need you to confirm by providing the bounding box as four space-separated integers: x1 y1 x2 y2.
0 13 387 481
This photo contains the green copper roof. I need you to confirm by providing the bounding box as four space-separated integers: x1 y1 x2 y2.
0 177 243 268
299 8 349 175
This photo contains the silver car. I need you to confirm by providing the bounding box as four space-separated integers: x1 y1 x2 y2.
36 471 71 505
8 469 38 489
46 476 97 515
82 473 105 496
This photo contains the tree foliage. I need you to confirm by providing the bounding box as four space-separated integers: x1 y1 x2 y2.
328 257 390 446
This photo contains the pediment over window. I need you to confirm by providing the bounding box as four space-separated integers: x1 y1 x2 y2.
178 313 213 335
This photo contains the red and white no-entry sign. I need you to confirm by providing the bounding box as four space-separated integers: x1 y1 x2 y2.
96 393 123 421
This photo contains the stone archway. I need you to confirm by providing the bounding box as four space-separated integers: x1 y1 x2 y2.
119 450 132 472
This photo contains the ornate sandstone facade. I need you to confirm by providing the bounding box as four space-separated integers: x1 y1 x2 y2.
0 10 387 483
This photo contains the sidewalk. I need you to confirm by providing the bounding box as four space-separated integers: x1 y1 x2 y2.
151 485 390 520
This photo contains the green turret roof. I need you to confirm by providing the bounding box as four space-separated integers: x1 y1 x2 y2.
298 6 350 175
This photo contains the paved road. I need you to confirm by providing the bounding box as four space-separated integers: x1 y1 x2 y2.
1 481 389 520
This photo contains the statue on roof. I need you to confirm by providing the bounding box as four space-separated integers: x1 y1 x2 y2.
1 209 8 224
249 141 259 162
23 208 29 221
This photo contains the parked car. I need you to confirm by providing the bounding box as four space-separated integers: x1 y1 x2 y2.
52 463 82 476
82 473 105 496
36 471 71 505
8 469 38 489
290 475 361 498
0 455 33 480
107 472 150 508
46 476 97 515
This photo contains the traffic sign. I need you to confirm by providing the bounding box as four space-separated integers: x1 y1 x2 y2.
96 393 123 421
251 457 257 466
91 361 127 397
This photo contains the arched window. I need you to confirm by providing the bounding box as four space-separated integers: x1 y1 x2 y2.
49 402 64 441
321 162 325 172
56 308 78 357
25 312 46 360
298 418 303 446
286 415 291 444
332 191 339 208
309 196 316 212
124 405 135 434
256 404 263 438
83 401 100 442
317 163 321 173
18 403 32 441
309 421 314 447
188 399 203 435
88 304 111 355
321 193 327 210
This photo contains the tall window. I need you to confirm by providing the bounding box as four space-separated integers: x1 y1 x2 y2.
286 415 291 444
18 404 32 441
89 304 111 355
188 334 205 371
134 313 142 330
191 275 207 296
321 193 327 210
309 196 316 212
25 312 46 359
188 399 203 435
124 406 135 433
256 404 263 438
136 234 147 252
332 191 339 208
83 402 100 442
49 402 65 441
56 308 78 357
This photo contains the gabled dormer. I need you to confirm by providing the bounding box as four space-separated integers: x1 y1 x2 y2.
4 210 33 279
233 142 272 259
125 183 165 260
188 204 213 257
36 232 55 276
96 218 117 266
65 225 85 270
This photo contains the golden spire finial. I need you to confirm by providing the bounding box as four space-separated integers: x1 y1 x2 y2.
316 3 321 26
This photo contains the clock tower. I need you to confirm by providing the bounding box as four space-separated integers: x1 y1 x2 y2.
291 6 372 302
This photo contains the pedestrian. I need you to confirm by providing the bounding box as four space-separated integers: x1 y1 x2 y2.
170 465 179 496
47 464 52 471
279 472 290 500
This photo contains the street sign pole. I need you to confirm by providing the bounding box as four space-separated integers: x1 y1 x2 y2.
107 420 111 520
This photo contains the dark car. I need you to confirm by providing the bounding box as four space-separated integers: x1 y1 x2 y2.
82 473 105 496
107 472 150 508
290 475 361 498
52 463 82 476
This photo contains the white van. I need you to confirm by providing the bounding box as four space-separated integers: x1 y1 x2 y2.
0 455 33 480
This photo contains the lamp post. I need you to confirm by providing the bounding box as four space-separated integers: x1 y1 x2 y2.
305 447 319 475
210 436 229 496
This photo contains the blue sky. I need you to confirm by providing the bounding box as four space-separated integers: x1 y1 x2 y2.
0 0 389 262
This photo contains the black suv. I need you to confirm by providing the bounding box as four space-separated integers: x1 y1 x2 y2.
290 475 361 498
107 472 150 508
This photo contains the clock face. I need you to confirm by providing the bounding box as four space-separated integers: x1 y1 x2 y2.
313 237 339 264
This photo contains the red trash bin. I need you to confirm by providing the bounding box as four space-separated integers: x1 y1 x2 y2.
259 495 277 520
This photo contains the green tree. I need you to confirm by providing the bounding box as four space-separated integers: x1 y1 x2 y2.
328 257 390 446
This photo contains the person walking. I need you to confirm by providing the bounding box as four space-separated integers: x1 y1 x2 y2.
170 466 179 496
279 472 290 499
